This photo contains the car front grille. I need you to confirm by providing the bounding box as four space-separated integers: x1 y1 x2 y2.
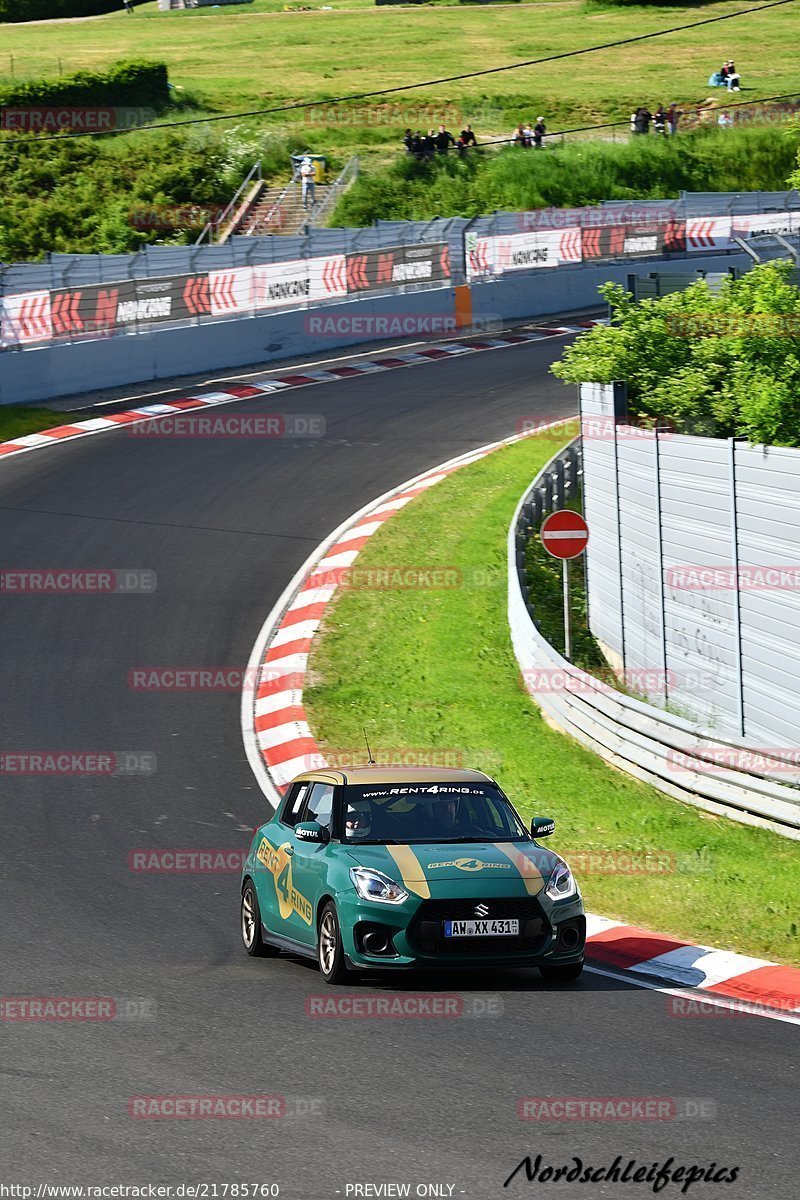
408 896 550 955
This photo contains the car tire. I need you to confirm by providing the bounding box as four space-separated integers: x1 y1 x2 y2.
317 902 352 985
539 959 584 982
241 880 279 957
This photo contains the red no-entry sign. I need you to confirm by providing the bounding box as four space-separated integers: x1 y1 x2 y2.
540 510 589 560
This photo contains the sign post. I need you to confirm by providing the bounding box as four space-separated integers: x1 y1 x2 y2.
540 509 590 661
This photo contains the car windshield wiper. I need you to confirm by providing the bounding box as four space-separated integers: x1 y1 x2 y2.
443 836 495 843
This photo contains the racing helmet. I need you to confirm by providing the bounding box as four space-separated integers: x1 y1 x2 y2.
345 799 372 839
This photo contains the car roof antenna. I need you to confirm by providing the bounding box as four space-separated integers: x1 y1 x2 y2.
363 727 376 765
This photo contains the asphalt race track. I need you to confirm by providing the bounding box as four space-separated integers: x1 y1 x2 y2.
1 338 796 1198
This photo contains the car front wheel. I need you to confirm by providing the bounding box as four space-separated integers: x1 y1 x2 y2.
241 880 279 957
539 959 584 982
318 902 352 985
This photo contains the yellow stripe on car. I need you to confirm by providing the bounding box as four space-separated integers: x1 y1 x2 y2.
494 843 545 895
387 845 431 899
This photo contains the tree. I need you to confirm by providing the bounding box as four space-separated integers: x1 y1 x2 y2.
550 261 800 447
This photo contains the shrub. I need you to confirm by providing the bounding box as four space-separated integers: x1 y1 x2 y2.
551 261 800 448
0 60 170 110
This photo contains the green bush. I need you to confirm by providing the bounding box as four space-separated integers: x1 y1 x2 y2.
0 125 316 260
551 261 800 448
0 60 169 110
0 0 121 21
332 125 800 225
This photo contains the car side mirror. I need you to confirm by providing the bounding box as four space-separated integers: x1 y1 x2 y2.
295 820 328 843
531 816 555 839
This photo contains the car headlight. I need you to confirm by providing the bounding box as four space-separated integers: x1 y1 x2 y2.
350 867 409 904
545 861 578 901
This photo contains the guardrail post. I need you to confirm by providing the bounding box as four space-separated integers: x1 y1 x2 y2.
729 437 746 737
654 425 668 705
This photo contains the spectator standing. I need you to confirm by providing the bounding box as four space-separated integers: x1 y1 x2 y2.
533 117 546 148
522 122 535 147
435 124 456 154
459 124 477 148
634 106 652 135
122 0 134 11
424 129 437 159
299 157 316 210
513 123 527 147
403 128 415 154
717 110 733 130
654 105 667 135
666 103 680 135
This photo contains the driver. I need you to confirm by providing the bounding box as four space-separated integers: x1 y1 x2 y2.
430 794 482 837
344 799 372 841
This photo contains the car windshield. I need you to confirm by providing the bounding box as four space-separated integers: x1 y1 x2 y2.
341 782 529 845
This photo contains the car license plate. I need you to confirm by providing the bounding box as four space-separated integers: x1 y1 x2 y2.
443 919 519 937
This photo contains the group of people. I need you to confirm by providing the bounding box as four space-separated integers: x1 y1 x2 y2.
511 118 547 148
709 60 742 91
403 125 478 158
630 104 680 136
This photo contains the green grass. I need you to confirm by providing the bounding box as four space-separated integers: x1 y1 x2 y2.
2 0 799 163
304 431 800 965
333 123 800 223
0 406 75 440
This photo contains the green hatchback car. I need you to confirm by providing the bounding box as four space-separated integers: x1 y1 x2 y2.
240 766 585 984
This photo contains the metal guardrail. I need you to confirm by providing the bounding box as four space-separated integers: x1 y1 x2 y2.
244 166 301 238
508 439 800 839
305 157 360 230
195 160 262 246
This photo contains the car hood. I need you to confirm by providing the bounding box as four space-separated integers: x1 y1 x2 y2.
345 841 562 896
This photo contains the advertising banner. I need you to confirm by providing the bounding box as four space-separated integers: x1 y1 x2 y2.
466 229 582 279
0 290 53 346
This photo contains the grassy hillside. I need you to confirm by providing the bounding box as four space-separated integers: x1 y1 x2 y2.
2 0 798 160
